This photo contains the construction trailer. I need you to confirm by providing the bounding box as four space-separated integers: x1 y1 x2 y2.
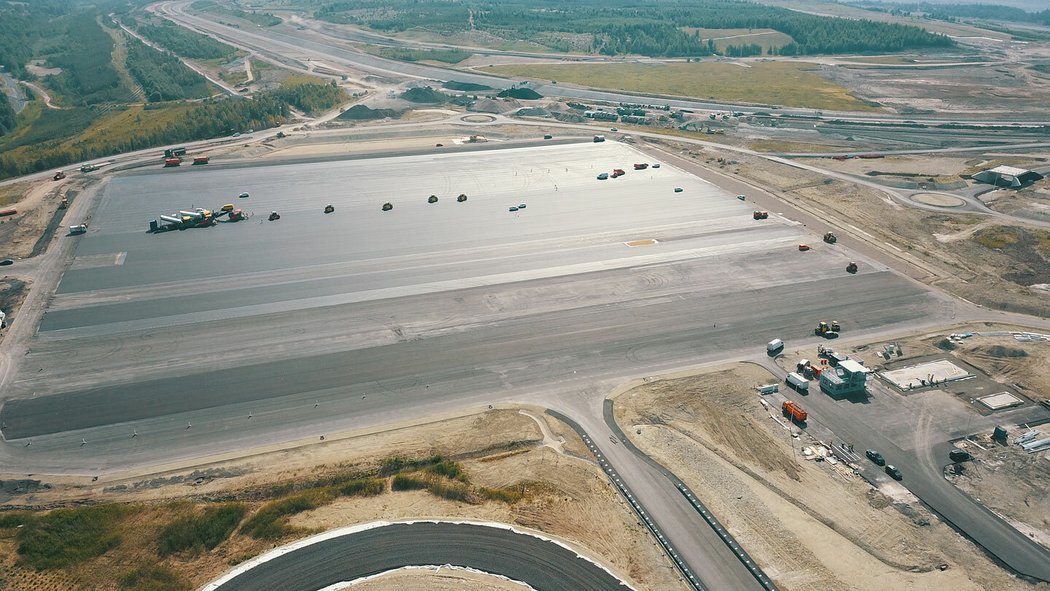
820 359 870 397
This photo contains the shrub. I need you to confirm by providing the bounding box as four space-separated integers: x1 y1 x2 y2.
425 459 468 482
338 478 385 497
0 512 35 529
158 503 247 556
16 504 127 569
478 486 524 504
391 474 429 491
120 564 190 591
240 491 330 540
428 480 472 502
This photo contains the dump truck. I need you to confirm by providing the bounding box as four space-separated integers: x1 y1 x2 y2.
53 171 66 181
164 158 182 167
798 244 811 251
753 210 768 220
823 232 837 244
633 163 649 170
192 156 210 165
611 168 625 178
782 400 808 422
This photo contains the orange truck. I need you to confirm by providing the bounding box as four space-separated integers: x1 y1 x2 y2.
782 400 808 423
611 168 625 178
164 158 182 167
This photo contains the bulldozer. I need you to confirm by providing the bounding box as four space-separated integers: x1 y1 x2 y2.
815 321 830 336
823 232 837 244
815 321 841 337
324 204 335 214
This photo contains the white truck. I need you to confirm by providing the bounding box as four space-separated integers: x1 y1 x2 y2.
68 224 88 235
786 372 810 393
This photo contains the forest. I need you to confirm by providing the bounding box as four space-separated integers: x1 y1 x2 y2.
0 79 346 179
312 0 953 56
132 17 239 60
854 2 1050 26
124 36 213 102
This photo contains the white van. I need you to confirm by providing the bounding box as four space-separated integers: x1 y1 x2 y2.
767 339 784 354
786 372 809 393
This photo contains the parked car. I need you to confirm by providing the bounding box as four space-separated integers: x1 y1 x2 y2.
518 203 526 209
865 449 885 466
509 206 519 212
949 449 972 462
885 465 903 480
597 172 609 180
239 192 250 198
674 187 683 193
0 259 13 266
651 163 661 168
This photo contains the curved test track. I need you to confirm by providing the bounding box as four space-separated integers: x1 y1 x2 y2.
203 521 632 591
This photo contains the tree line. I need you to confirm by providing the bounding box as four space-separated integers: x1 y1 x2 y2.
0 81 346 180
132 18 238 61
310 0 953 56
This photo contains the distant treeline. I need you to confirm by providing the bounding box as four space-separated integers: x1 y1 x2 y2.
311 0 952 56
132 18 238 60
0 80 345 179
854 2 1050 25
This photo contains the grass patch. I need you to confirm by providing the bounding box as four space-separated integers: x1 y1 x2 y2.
380 455 443 476
120 564 190 591
157 503 247 557
338 478 386 497
749 139 841 153
486 62 878 111
16 504 128 569
391 474 430 491
239 490 332 540
373 46 471 64
478 486 525 503
428 479 471 502
0 511 36 529
425 459 469 482
974 226 1023 250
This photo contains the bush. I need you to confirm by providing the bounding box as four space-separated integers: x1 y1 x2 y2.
391 474 429 491
158 503 247 557
239 491 330 540
428 480 471 502
0 512 35 529
478 486 524 504
120 564 190 591
425 459 468 482
338 478 385 497
16 504 127 569
380 455 441 476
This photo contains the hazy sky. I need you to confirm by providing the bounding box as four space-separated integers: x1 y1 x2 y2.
850 0 1048 10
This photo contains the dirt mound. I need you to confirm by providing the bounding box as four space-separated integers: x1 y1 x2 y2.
984 345 1028 358
336 105 401 121
400 86 448 104
498 87 542 100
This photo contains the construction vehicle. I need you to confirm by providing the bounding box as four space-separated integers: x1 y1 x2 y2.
633 163 649 170
782 400 808 423
593 135 605 143
457 193 467 202
428 195 438 204
736 194 746 201
221 204 234 212
798 244 810 251
164 158 182 167
382 202 393 211
815 321 831 336
192 156 210 165
164 147 187 159
830 320 841 332
786 372 810 393
324 204 335 213
846 261 858 274
767 338 784 354
80 164 99 173
268 211 280 221
53 171 66 181
68 223 88 235
753 210 768 220
59 197 68 209
815 321 841 338
611 168 625 178
823 232 837 244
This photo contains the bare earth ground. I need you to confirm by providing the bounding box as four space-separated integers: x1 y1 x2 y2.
652 138 1050 317
0 179 68 260
0 408 684 591
613 363 1049 591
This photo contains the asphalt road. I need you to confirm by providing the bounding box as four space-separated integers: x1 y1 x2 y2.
205 522 632 591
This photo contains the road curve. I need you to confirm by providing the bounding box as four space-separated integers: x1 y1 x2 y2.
202 521 633 591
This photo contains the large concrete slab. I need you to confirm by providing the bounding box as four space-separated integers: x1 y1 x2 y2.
3 142 939 446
